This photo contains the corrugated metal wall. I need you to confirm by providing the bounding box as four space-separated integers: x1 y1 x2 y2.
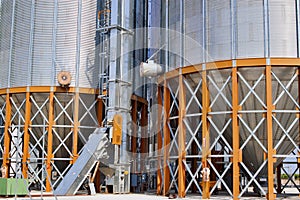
160 0 299 71
0 0 98 88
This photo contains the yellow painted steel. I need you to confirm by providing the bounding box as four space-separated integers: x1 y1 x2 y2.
232 67 240 200
178 74 186 198
22 91 31 178
112 114 122 145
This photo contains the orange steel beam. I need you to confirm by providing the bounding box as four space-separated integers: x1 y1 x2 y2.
158 58 300 83
95 97 104 192
181 65 202 75
158 69 179 84
3 93 11 178
131 100 137 173
131 94 148 105
71 92 80 164
178 74 186 198
97 98 104 127
270 58 300 66
232 67 240 200
22 91 31 178
163 79 171 196
0 86 98 95
266 65 275 200
46 91 54 192
235 58 267 67
206 60 233 70
201 70 210 199
141 103 148 172
157 86 163 195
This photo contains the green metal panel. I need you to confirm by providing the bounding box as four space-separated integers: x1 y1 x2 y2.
0 178 28 196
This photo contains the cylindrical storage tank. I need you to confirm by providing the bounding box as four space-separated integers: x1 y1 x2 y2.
182 0 297 64
155 0 300 197
0 0 100 191
0 0 98 88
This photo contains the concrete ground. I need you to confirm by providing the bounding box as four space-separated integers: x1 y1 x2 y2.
0 193 299 200
0 188 299 200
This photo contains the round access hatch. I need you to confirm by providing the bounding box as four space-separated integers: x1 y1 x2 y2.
57 71 72 87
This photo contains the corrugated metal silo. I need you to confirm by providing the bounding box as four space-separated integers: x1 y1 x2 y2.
153 0 300 199
0 0 100 192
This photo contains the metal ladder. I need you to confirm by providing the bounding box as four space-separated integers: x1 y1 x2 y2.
97 0 111 32
97 0 111 126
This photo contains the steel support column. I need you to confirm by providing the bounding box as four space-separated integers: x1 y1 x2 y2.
71 92 80 164
232 67 240 200
163 80 171 196
131 100 137 174
94 97 104 192
3 93 11 178
266 65 275 200
141 103 148 172
202 70 210 199
157 86 163 195
22 91 31 178
178 74 186 198
46 91 54 192
97 98 104 127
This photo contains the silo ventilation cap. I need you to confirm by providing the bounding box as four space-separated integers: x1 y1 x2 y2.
57 71 72 87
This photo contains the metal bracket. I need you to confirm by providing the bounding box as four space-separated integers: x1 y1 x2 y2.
96 24 134 35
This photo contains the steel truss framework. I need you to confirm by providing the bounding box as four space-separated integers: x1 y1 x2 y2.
277 160 300 194
0 86 102 192
156 58 300 200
